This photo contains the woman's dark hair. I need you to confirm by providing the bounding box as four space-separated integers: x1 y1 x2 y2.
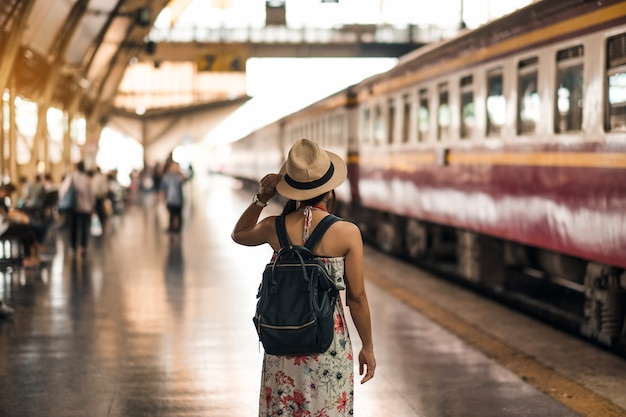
281 190 336 216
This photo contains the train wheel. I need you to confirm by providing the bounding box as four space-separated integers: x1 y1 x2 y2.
405 219 428 260
376 217 399 254
456 230 504 286
581 263 626 348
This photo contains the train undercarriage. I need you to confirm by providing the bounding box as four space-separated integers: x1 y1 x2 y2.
339 203 626 356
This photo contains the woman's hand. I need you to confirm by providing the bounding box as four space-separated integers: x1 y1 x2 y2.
257 173 282 203
358 347 376 384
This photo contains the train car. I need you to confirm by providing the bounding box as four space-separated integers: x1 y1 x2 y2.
223 88 356 204
221 0 626 352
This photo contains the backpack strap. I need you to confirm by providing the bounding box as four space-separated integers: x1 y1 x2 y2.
304 215 341 251
275 214 342 250
275 216 291 248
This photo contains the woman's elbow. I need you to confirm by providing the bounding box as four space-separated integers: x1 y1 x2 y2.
347 291 368 307
231 231 255 246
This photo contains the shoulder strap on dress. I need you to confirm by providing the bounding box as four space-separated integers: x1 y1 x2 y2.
304 215 341 251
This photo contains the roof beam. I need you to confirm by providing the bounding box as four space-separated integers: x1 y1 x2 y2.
0 0 36 92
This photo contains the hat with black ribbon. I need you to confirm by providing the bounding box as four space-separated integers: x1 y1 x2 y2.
276 139 347 201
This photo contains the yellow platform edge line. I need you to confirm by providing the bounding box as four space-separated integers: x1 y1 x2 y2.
448 152 626 169
363 266 626 417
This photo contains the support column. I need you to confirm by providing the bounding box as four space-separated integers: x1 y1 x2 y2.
31 0 90 173
63 112 73 173
8 86 18 183
0 89 5 179
0 0 36 92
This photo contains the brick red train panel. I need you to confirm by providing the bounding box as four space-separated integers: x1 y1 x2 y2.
355 143 626 269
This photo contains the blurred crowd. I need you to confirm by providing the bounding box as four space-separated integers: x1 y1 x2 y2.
0 153 194 319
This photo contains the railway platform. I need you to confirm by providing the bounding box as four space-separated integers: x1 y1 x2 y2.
0 174 624 417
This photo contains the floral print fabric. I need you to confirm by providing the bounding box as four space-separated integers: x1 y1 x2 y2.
260 213 354 416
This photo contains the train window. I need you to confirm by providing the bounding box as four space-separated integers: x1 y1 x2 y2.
327 117 332 145
401 94 411 143
374 105 384 145
607 33 626 131
387 98 395 144
317 121 322 143
555 46 583 133
330 116 337 146
337 115 344 145
437 83 450 141
486 68 505 136
517 57 539 135
460 75 474 139
362 108 371 143
316 121 321 144
418 88 430 142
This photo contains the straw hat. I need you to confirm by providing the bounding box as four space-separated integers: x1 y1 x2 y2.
275 139 347 201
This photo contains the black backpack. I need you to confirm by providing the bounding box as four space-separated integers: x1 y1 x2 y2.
253 214 341 356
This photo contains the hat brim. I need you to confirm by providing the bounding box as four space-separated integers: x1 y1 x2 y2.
275 150 347 201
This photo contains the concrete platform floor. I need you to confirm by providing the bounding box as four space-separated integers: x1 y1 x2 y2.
0 174 623 416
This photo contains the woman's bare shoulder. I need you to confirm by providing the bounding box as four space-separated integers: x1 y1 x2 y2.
334 218 361 235
326 218 362 252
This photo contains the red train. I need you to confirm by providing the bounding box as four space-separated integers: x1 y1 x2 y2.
220 0 626 351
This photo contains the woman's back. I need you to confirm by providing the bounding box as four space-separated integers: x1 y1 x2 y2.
271 209 356 259
272 208 348 291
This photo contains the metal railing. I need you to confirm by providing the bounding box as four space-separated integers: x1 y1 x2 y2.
149 24 458 45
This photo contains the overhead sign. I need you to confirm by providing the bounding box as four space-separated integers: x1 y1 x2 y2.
196 52 247 72
265 1 286 25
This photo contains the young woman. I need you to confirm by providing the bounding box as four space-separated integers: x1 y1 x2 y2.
160 161 188 233
232 139 375 416
59 161 95 257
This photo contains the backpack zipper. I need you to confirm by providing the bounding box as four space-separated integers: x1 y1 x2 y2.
259 319 316 330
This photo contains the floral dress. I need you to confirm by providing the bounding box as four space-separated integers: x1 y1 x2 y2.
259 209 354 417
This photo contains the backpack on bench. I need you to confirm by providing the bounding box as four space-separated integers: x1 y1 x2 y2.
253 214 341 356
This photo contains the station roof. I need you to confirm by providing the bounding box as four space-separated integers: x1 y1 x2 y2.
1 0 248 120
2 0 534 127
0 0 460 120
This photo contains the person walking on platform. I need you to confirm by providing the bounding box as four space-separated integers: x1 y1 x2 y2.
59 161 95 257
152 162 163 196
92 166 110 234
160 161 188 233
232 139 376 416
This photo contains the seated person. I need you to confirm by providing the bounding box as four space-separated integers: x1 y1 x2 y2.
0 299 14 318
0 185 43 267
1 183 48 243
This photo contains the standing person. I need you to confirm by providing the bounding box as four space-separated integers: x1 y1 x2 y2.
160 161 188 233
16 176 30 208
43 173 55 191
231 139 376 416
24 174 46 209
92 167 110 234
152 162 162 196
59 161 95 257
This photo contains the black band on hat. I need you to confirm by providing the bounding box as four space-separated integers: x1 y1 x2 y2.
284 163 335 190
